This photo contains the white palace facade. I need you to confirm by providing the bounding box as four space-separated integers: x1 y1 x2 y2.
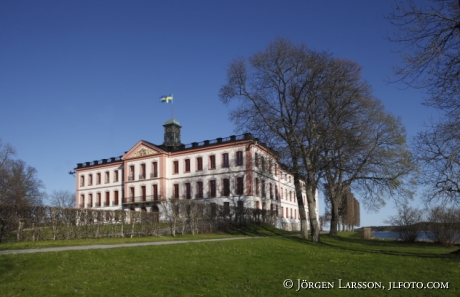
75 119 319 229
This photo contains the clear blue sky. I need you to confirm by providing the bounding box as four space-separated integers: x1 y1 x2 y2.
0 0 435 227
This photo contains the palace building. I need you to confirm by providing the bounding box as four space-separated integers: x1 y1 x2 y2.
74 119 318 229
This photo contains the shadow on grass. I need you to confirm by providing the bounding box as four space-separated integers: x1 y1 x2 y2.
300 233 460 260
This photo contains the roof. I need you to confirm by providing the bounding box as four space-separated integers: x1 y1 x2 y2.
163 118 181 127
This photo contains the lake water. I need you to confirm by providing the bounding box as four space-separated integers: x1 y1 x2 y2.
371 231 428 240
372 231 460 242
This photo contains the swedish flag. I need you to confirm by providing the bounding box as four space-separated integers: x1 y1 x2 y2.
160 94 173 103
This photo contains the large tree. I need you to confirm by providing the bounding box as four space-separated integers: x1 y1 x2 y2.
220 38 414 240
320 88 414 235
220 39 328 241
389 0 460 203
0 140 44 207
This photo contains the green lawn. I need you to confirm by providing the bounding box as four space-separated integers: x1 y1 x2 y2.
0 229 458 296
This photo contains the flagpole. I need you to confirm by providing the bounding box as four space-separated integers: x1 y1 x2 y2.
171 93 174 119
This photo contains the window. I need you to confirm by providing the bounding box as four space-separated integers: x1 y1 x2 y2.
96 173 101 184
173 161 179 174
88 194 93 208
262 202 266 210
152 162 158 178
173 184 179 199
129 166 135 181
236 151 243 166
89 174 93 186
269 184 273 199
96 193 101 207
209 155 216 169
80 194 84 208
237 200 244 210
256 201 260 209
153 185 158 200
105 192 109 206
209 180 216 197
80 175 85 187
261 180 266 198
255 153 259 167
196 157 203 171
114 170 119 182
196 181 203 198
281 206 284 218
185 183 191 199
130 187 135 199
114 191 119 205
224 202 230 216
276 205 279 216
290 191 292 202
255 178 259 196
141 186 146 201
222 178 230 196
261 157 265 172
222 153 229 168
105 172 110 183
236 177 244 195
140 164 146 179
184 159 190 172
275 186 279 200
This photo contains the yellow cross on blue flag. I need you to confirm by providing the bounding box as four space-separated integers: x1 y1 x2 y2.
160 94 173 103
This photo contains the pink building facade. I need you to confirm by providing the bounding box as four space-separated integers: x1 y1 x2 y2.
75 119 319 230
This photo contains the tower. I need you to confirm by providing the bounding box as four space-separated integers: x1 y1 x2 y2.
163 119 182 147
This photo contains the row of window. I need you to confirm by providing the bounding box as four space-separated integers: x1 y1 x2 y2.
128 162 158 181
80 193 301 220
80 170 120 187
80 191 120 208
170 177 245 199
172 151 244 174
79 154 296 186
281 207 302 219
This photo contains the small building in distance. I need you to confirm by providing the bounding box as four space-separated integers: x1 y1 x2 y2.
74 118 319 230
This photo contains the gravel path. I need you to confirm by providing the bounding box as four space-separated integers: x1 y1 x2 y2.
0 237 257 255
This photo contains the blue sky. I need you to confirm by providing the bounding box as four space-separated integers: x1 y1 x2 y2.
0 0 435 227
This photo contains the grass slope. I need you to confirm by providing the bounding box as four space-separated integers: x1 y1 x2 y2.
0 228 458 296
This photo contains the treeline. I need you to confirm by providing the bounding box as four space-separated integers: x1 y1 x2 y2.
0 200 278 243
385 205 460 246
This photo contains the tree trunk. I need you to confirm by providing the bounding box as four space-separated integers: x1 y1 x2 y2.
330 199 340 236
304 179 320 242
293 170 308 239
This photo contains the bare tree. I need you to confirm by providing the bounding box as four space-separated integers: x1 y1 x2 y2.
321 90 415 236
48 190 75 208
385 204 424 243
415 120 460 203
220 39 327 241
319 210 331 231
0 139 16 203
388 0 460 109
220 38 415 240
389 1 460 204
0 158 44 207
425 205 460 246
